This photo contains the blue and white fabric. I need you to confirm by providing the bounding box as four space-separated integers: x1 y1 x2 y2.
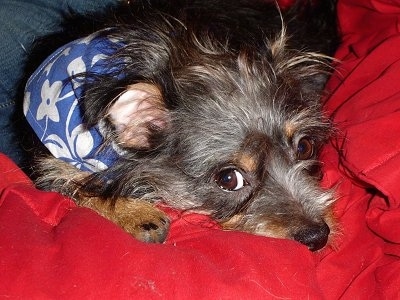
24 32 124 172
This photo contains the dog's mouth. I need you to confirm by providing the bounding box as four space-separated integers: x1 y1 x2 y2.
221 214 331 251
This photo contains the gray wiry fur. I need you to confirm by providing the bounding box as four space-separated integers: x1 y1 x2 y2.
32 0 337 251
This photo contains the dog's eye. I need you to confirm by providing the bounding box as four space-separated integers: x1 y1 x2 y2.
296 137 315 160
215 168 246 191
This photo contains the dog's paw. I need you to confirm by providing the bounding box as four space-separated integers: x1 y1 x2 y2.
112 199 170 243
77 196 170 243
124 213 170 243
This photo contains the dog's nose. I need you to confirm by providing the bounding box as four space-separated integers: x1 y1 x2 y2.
293 223 330 251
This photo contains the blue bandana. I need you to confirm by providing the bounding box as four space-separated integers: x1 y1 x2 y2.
24 32 123 172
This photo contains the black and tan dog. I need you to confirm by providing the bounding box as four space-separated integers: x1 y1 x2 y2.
28 0 338 251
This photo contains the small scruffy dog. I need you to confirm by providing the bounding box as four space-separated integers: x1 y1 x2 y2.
25 0 338 251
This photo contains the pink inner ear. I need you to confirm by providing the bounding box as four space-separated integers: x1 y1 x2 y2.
108 83 168 148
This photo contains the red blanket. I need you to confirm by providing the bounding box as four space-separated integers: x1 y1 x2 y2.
1 0 400 298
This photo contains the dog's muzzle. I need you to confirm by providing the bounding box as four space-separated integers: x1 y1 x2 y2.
293 222 330 251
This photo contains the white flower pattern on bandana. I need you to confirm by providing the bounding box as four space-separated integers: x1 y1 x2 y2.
24 32 123 172
37 79 63 122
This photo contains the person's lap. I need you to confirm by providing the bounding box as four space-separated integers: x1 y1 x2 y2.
0 0 117 166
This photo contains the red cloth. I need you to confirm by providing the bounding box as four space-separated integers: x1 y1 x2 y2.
1 0 400 298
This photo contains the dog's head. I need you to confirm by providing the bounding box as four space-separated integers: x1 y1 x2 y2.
80 13 335 251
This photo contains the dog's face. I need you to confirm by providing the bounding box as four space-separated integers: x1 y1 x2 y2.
169 64 334 252
76 5 336 250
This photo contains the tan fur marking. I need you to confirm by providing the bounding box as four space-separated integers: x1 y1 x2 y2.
220 214 244 230
221 214 291 239
234 152 258 173
323 206 340 249
284 121 297 140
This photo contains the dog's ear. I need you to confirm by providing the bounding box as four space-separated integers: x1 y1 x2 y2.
107 83 169 149
267 33 332 105
299 72 330 100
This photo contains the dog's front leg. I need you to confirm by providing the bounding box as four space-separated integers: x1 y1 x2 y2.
78 196 170 243
34 156 170 243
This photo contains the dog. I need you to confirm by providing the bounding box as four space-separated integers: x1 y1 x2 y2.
24 0 338 251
